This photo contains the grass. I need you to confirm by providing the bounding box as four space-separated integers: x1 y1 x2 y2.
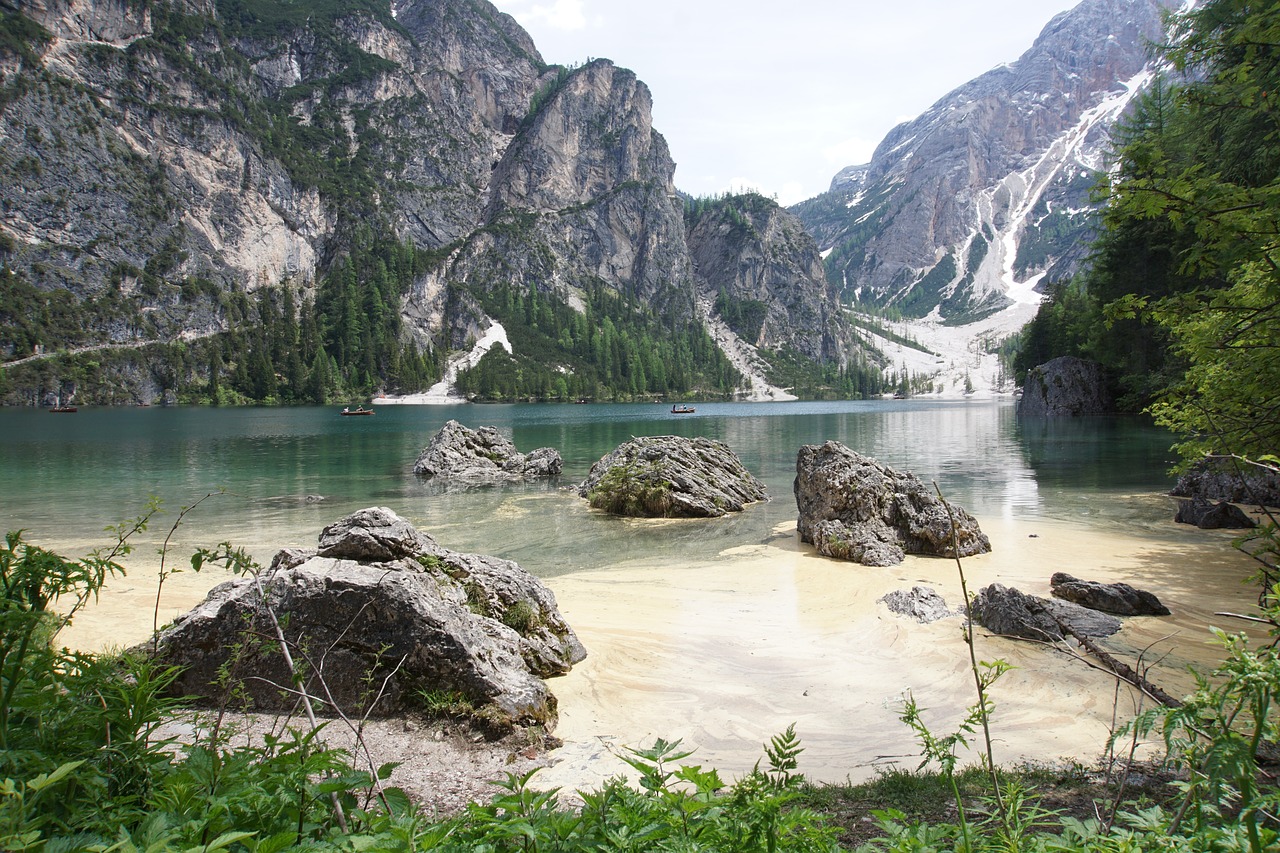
793 760 1183 848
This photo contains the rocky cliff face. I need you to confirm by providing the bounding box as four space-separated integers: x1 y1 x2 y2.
0 0 855 400
685 193 850 365
793 0 1173 323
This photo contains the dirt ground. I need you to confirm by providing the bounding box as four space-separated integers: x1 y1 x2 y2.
157 711 567 819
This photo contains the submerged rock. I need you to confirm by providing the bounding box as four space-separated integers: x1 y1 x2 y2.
879 586 956 623
1017 356 1112 417
793 441 990 566
1050 572 1171 616
413 420 562 482
148 507 586 732
576 435 767 517
1044 599 1123 639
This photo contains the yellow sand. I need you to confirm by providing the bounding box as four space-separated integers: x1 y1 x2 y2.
62 513 1262 791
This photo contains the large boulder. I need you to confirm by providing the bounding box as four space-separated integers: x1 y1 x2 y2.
1049 572 1171 616
1174 497 1257 530
793 442 991 566
1017 356 1112 417
1170 457 1280 508
576 436 767 517
148 507 586 732
970 584 1123 640
970 584 1065 641
413 420 563 481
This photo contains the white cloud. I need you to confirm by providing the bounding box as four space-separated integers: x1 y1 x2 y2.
507 0 587 31
506 0 1075 202
822 136 878 169
774 181 811 207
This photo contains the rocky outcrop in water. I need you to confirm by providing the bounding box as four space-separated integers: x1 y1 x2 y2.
147 507 586 731
971 584 1065 641
576 435 767 518
794 441 991 566
1174 497 1258 530
1017 356 1113 417
413 420 562 482
971 583 1123 641
878 586 956 623
1170 458 1280 508
1049 572 1171 616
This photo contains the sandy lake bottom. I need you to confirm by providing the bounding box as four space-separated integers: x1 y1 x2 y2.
59 505 1266 791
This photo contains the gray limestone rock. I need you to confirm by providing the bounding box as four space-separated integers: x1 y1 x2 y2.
1049 572 1171 616
970 584 1064 642
576 435 767 518
413 420 562 482
147 507 585 732
794 441 991 566
1043 598 1122 638
972 584 1123 641
1017 356 1113 417
1174 497 1258 530
879 586 956 623
1171 458 1280 508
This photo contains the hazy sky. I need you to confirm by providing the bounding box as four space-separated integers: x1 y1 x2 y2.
501 0 1075 205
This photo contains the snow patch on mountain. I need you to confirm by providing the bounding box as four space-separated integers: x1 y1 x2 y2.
697 297 798 402
958 66 1155 308
374 320 511 405
861 297 1042 400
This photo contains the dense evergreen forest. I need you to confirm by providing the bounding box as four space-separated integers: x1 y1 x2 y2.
0 1 748 406
1013 0 1280 465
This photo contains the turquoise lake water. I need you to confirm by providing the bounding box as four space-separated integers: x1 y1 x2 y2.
7 396 1261 782
0 398 1181 575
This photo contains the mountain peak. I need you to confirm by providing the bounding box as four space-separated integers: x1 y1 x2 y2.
794 0 1173 325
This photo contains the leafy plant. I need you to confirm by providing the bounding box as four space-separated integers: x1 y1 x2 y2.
586 461 676 517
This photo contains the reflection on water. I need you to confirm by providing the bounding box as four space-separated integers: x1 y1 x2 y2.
0 399 1185 573
7 398 1263 783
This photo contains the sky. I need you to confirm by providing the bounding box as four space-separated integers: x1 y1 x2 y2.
500 0 1076 205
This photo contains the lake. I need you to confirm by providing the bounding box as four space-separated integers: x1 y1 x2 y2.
0 397 1182 568
0 398 1261 783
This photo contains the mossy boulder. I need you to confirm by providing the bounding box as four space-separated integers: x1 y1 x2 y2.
577 435 767 517
147 507 586 733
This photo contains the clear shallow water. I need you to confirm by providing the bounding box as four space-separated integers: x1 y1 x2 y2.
0 398 1182 578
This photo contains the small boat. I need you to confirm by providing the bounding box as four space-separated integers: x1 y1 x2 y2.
670 405 696 414
340 406 375 416
49 406 77 413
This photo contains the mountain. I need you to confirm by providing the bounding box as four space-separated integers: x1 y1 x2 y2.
793 0 1173 326
0 0 863 406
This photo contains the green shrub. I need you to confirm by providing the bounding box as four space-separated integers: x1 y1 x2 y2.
586 462 676 516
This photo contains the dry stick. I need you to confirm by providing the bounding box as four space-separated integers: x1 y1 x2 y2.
933 482 1004 816
247 569 350 834
1214 611 1274 625
1056 621 1183 709
300 581 404 811
293 640 410 812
